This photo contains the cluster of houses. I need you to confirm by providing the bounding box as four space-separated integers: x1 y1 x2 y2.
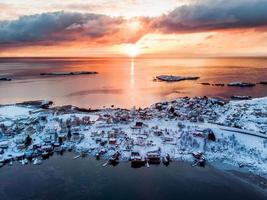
0 97 266 172
218 100 267 134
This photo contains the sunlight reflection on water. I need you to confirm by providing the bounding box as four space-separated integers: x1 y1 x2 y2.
0 57 267 108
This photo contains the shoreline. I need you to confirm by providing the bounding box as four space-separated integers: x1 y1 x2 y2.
209 161 267 195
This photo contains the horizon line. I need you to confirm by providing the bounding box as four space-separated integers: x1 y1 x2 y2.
0 55 267 59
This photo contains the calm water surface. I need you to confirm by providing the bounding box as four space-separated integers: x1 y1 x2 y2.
0 57 267 108
0 153 266 200
1 58 267 199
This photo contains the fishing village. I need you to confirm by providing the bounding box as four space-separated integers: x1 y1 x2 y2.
0 97 267 174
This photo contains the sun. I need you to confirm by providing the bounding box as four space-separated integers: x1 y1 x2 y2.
127 44 139 58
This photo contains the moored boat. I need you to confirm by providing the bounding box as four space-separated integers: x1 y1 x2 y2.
108 151 120 165
198 157 206 167
95 153 100 160
130 151 144 167
146 151 161 164
42 151 49 159
192 151 206 167
162 153 171 166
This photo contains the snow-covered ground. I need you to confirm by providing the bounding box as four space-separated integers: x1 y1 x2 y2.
0 106 33 118
0 97 267 175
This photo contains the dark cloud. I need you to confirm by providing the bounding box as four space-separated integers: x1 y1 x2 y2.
152 0 267 33
0 11 126 45
0 0 267 47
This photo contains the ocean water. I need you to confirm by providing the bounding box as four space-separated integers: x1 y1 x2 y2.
0 153 266 200
0 57 267 108
1 57 267 199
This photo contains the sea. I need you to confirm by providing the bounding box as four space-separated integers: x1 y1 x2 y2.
0 57 267 108
0 153 266 200
0 57 267 200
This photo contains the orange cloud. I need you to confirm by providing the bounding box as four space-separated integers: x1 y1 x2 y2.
1 0 267 57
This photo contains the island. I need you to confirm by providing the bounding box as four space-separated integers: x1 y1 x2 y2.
200 82 210 85
231 95 252 100
227 82 256 87
258 81 267 85
0 77 12 81
0 97 267 174
40 71 98 76
156 75 199 82
200 83 225 87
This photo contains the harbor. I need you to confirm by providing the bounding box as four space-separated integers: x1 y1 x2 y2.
0 151 266 200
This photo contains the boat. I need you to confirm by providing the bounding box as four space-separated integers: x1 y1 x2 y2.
41 151 49 159
15 153 25 160
24 150 33 161
108 151 120 165
192 151 203 159
198 157 206 167
146 151 161 164
80 150 87 158
33 158 42 165
99 148 107 155
162 154 171 166
41 145 53 153
192 152 206 167
53 142 61 147
54 146 64 154
21 159 28 165
130 151 144 167
95 153 100 160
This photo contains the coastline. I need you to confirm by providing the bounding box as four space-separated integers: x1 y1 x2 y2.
210 161 267 195
0 96 267 177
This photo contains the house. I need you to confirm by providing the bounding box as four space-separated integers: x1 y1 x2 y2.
109 138 117 145
71 132 84 143
131 122 144 129
0 140 9 149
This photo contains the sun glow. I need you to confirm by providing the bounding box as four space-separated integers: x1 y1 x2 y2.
128 20 141 30
127 44 139 57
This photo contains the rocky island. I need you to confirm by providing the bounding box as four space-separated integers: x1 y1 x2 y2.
258 81 267 85
0 77 12 81
40 71 98 76
156 75 199 82
227 82 256 87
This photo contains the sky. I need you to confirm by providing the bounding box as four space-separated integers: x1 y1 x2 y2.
0 0 267 57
